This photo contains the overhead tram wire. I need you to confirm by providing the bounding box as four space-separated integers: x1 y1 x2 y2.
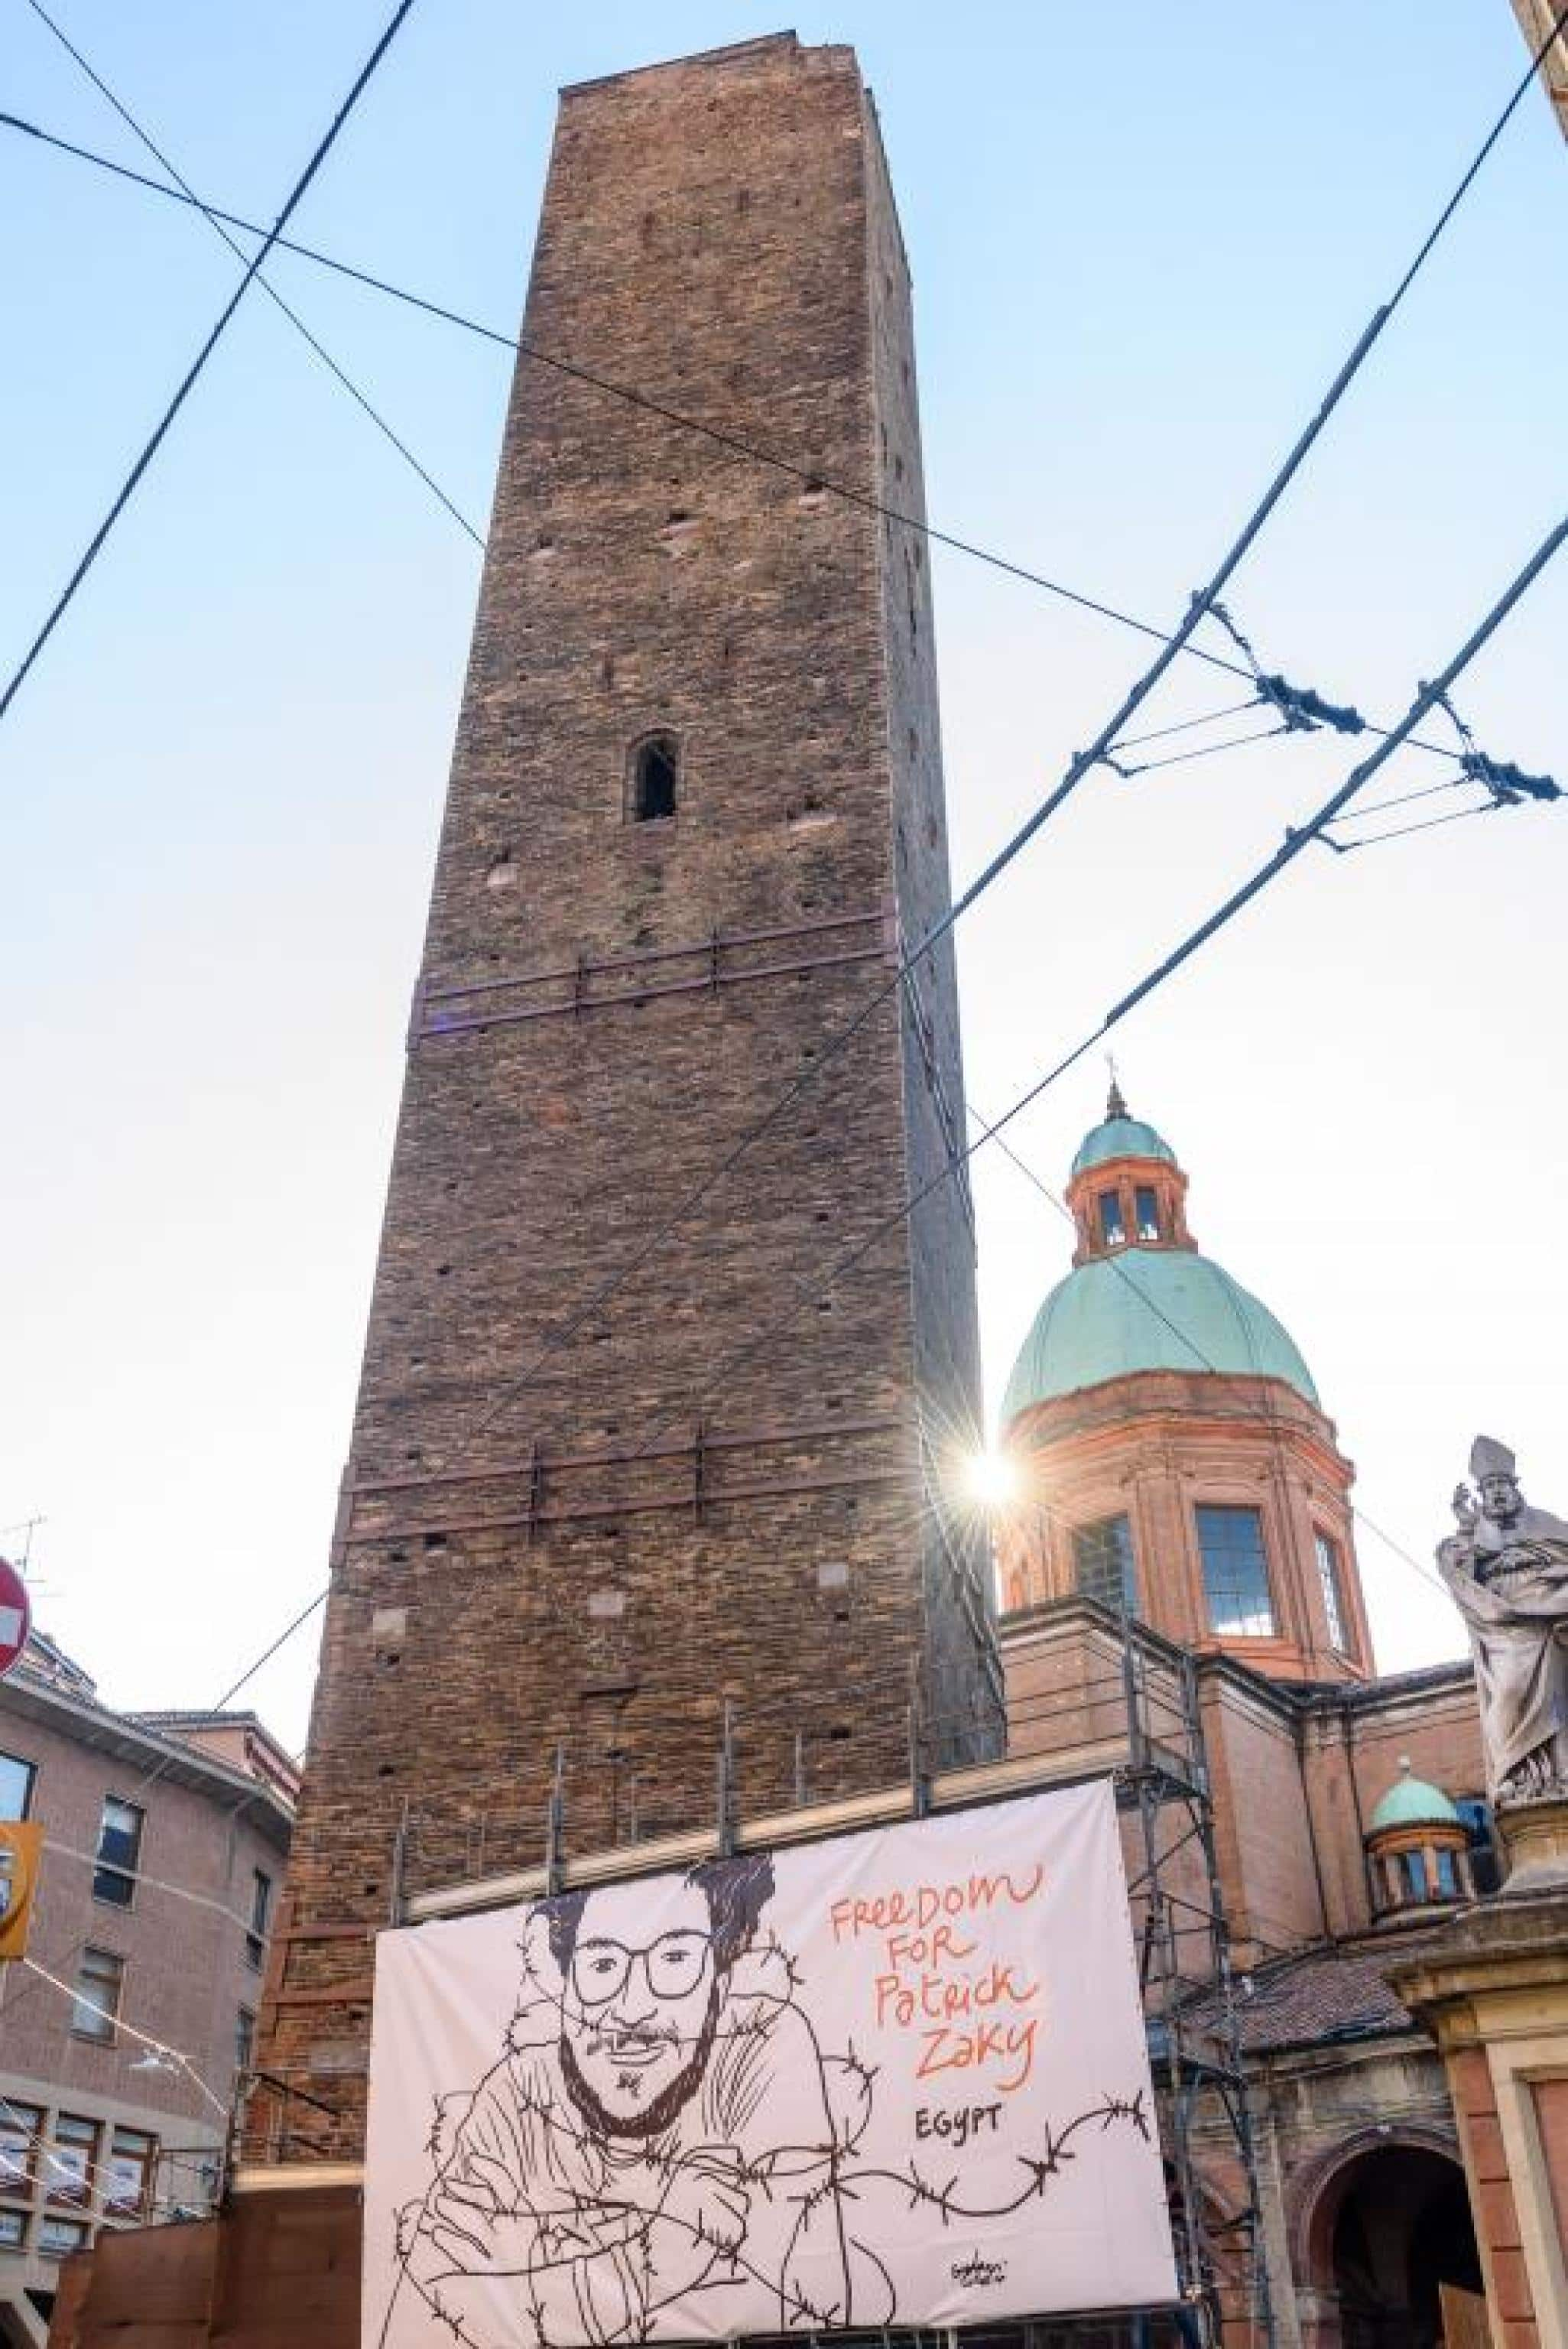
0 106 1260 694
1103 719 1294 778
0 102 1497 779
0 0 424 724
21 0 480 549
1104 697 1268 752
1320 774 1474 824
1323 801 1505 854
576 510 1568 1513
420 11 1568 1474
18 0 1568 765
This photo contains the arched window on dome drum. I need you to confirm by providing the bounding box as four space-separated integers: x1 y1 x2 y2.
629 732 679 822
1135 1186 1161 1242
1096 1190 1125 1248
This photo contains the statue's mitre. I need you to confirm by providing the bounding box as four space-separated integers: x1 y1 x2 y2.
1470 1434 1518 1482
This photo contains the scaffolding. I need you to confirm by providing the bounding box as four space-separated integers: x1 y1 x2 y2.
1116 1627 1278 2348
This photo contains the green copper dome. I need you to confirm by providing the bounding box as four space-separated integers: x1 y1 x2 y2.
1002 1247 1320 1423
1369 1761 1462 1834
1071 1115 1177 1178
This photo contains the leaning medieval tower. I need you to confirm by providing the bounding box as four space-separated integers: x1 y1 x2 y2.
257 36 998 2152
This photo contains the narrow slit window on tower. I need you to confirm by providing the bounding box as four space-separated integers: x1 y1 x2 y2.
1135 1186 1161 1242
630 733 679 823
1098 1190 1126 1247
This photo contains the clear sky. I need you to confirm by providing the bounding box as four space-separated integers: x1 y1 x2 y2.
2 2 1564 1753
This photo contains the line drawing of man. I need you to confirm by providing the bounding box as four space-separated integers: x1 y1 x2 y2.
385 1854 880 2347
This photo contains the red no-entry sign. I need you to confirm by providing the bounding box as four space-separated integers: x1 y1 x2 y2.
0 1558 31 1681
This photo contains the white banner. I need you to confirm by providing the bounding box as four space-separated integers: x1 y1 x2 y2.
364 1782 1175 2346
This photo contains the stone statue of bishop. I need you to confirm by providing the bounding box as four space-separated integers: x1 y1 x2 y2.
1439 1435 1568 1805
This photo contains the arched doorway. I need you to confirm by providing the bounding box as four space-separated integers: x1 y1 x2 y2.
1307 2141 1483 2347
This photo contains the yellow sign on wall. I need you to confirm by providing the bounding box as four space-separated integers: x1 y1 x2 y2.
0 1820 44 1961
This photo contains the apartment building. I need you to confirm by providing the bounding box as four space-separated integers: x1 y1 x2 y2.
0 1632 295 2347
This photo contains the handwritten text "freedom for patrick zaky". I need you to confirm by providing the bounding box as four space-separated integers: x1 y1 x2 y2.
828 1866 1046 2093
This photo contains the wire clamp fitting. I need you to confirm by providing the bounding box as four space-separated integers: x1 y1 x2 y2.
1209 602 1365 736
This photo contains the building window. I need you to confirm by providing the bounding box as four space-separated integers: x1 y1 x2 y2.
103 2127 156 2221
1135 1186 1161 1241
0 2101 42 2193
1072 1515 1137 1616
0 1752 35 1821
0 2208 25 2251
235 2007 256 2075
92 1796 144 1907
629 732 679 822
1456 1795 1501 1896
1097 1189 1126 1247
71 1947 123 2042
1314 1529 1352 1654
47 2116 99 2207
1375 1834 1471 1914
37 2214 89 2260
1195 1504 1276 1638
245 1870 273 1970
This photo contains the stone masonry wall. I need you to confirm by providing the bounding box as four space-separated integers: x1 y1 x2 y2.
259 35 997 2154
862 95 999 1761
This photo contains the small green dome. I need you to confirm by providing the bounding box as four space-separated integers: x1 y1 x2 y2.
1002 1248 1320 1422
1369 1760 1462 1834
1071 1115 1177 1178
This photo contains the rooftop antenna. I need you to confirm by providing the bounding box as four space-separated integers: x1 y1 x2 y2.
0 1516 45 1571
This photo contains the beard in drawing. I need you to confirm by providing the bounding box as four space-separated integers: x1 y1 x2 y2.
556 1880 728 2141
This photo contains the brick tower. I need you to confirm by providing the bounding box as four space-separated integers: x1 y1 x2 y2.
258 34 998 2156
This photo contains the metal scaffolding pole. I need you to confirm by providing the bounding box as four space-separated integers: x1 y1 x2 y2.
1118 1627 1277 2347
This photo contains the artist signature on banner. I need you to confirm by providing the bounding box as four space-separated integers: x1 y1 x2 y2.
950 2253 1008 2289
